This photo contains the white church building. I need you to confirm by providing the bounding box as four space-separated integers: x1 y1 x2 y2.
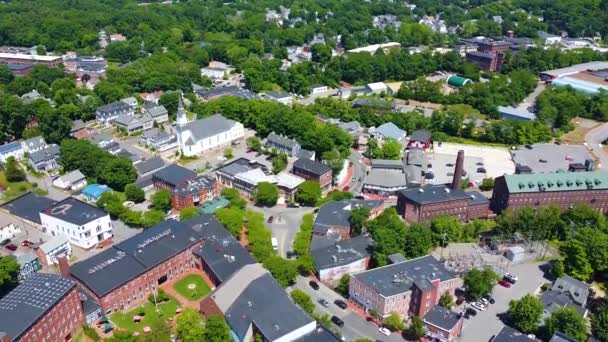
175 97 244 156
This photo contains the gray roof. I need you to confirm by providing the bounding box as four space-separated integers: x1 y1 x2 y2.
423 305 462 331
352 255 456 297
142 128 172 141
398 185 486 205
293 158 331 176
173 175 217 196
265 91 292 100
551 276 590 306
135 156 166 175
365 168 407 188
216 158 265 177
22 136 46 151
540 290 587 317
181 114 239 141
1 192 55 224
297 149 315 160
337 121 361 133
294 326 341 342
467 191 490 206
374 122 405 140
266 132 299 149
406 148 427 167
387 253 407 264
493 326 535 342
96 101 131 116
410 130 431 143
311 235 373 270
39 236 69 254
0 273 76 342
152 163 196 187
550 332 579 342
372 159 403 169
28 144 60 164
195 86 255 100
314 200 384 231
41 197 107 226
0 141 23 154
145 105 168 118
58 170 86 184
498 106 536 120
114 114 137 126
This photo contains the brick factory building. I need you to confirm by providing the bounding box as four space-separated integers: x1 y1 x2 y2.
68 214 251 314
0 273 85 342
0 52 63 69
152 163 196 192
349 255 462 319
292 158 333 194
491 170 608 213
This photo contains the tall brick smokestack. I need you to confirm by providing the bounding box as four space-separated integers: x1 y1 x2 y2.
57 254 71 279
452 150 464 189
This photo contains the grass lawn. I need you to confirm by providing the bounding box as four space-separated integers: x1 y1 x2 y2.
110 297 180 334
173 274 211 300
0 171 48 203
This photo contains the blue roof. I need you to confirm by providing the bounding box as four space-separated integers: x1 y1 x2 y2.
0 141 22 155
375 122 406 140
552 76 608 95
82 184 111 199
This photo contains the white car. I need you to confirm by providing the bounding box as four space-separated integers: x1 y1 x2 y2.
378 327 391 336
505 273 519 283
479 298 489 306
471 302 486 311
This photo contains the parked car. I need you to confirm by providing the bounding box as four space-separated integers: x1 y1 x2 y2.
309 280 319 290
5 244 17 252
465 308 477 317
378 327 391 336
318 299 329 307
477 167 487 173
498 279 512 288
331 316 344 327
334 299 348 309
539 159 547 163
484 296 495 304
286 251 298 259
479 298 489 306
525 144 533 149
21 240 33 247
446 163 454 167
0 239 11 247
470 302 486 311
504 273 518 283
476 162 484 166
267 216 274 223
287 202 300 208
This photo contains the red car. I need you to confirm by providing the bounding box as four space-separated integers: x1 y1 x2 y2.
21 240 33 247
5 244 17 252
499 279 511 288
246 148 253 154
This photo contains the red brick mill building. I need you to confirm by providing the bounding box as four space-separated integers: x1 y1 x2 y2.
171 175 220 212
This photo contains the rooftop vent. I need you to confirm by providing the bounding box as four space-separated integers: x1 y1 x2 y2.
566 180 573 186
556 180 563 187
595 178 602 185
518 182 525 189
576 179 583 186
418 188 424 193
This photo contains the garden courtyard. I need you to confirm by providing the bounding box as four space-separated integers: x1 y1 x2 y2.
110 293 180 335
172 274 211 301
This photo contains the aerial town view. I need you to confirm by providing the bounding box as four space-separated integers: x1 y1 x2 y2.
2 0 608 341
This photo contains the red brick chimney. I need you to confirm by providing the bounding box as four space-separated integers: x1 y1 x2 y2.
57 254 71 278
452 150 465 190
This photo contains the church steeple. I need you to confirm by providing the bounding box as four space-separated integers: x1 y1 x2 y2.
176 94 188 126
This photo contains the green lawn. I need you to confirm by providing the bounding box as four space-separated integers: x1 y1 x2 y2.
110 297 180 334
173 274 211 300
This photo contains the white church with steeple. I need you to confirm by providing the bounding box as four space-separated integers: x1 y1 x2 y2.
175 96 244 157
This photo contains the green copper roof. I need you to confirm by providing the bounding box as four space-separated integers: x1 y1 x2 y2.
504 171 608 193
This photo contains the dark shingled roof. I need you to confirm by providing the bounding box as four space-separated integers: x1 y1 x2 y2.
423 305 462 331
351 255 456 297
311 235 373 270
0 273 76 342
152 163 196 187
492 326 535 342
410 129 431 142
314 200 384 231
293 158 332 176
173 175 217 196
294 326 341 342
1 192 56 224
215 157 265 177
266 132 299 149
41 197 108 226
398 184 485 205
135 156 166 175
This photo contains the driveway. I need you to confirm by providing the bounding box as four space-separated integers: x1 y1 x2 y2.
292 276 404 342
459 262 549 342
25 173 68 201
247 204 313 257
585 122 608 169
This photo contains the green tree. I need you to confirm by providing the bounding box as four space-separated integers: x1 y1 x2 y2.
0 256 20 296
221 188 247 209
311 43 332 64
124 183 145 203
406 316 426 340
151 190 172 212
159 92 181 117
403 224 434 258
246 136 261 151
224 147 233 159
439 291 455 309
180 207 200 221
254 182 279 206
290 289 315 315
271 152 288 174
378 138 402 160
0 64 14 84
508 294 544 334
40 110 72 144
175 308 206 342
383 312 405 331
430 215 462 245
215 208 245 237
262 256 296 287
4 156 26 182
479 178 495 191
560 240 593 281
544 307 588 342
321 150 343 178
295 181 321 206
335 274 350 297
592 306 608 342
463 268 498 300
550 260 565 278
204 315 231 342
350 207 370 236
98 158 137 191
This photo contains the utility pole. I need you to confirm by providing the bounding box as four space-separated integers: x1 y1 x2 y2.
440 232 448 261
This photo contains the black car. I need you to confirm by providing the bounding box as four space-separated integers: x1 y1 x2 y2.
465 308 477 317
484 296 495 304
309 280 319 290
334 299 348 309
331 315 344 327
477 167 487 173
286 251 298 259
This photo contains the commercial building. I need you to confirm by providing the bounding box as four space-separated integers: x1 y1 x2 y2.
152 163 196 192
265 132 301 157
199 263 317 342
140 128 178 151
171 175 220 212
497 106 536 121
0 52 62 68
349 255 462 319
40 197 112 249
232 168 305 202
422 305 464 342
310 235 373 287
465 39 511 71
490 170 608 213
262 91 293 106
370 122 406 143
539 62 608 95
0 273 85 342
0 192 56 229
36 236 71 265
11 252 42 282
363 150 427 196
216 158 267 188
292 158 333 194
95 101 134 125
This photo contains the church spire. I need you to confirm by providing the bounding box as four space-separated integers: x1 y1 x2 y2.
176 94 188 126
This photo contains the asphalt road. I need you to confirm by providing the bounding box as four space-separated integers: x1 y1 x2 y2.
585 122 608 169
348 151 366 194
459 262 549 342
292 276 405 342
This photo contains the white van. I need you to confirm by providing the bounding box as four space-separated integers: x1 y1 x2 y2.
271 237 279 250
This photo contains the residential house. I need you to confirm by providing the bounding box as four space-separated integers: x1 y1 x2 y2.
539 31 562 45
114 113 153 135
201 61 235 80
71 119 96 140
40 197 112 249
292 158 333 194
140 128 177 151
370 122 407 143
423 305 464 342
372 15 401 30
134 156 166 177
95 101 134 125
492 326 535 342
0 141 24 162
363 159 411 196
310 84 329 95
419 16 447 33
12 252 42 282
265 132 301 157
262 91 293 106
120 96 138 110
28 144 60 171
408 129 432 149
498 106 536 120
21 136 47 154
337 121 362 136
0 192 56 229
82 184 111 202
143 104 169 124
175 98 244 157
349 255 462 319
540 275 590 319
35 236 71 265
52 170 87 190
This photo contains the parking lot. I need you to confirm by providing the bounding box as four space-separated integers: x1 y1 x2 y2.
429 142 515 185
511 143 594 173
